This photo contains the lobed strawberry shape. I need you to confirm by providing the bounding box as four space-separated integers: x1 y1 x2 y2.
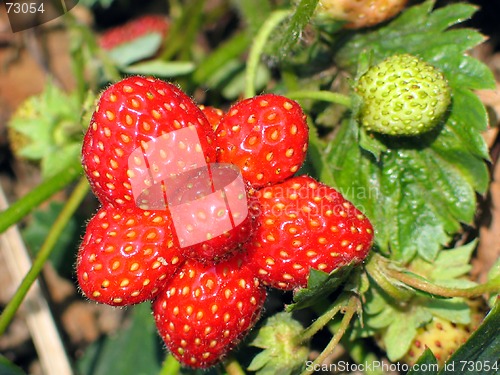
82 76 216 207
152 254 266 368
245 175 374 290
216 94 309 188
77 75 374 369
77 205 183 306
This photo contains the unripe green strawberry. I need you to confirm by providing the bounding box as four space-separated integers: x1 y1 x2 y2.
356 54 452 136
403 301 486 367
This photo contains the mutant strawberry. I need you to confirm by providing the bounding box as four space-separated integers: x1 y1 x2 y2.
403 300 486 367
245 175 374 290
168 163 257 263
215 94 309 188
76 205 184 306
316 0 408 29
356 54 452 136
99 15 169 50
152 254 267 368
199 105 224 131
82 76 216 208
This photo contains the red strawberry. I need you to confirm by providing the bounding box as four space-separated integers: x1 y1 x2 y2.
216 94 309 188
168 164 256 263
99 15 169 50
245 175 374 290
82 76 216 208
152 254 266 368
76 206 184 306
199 105 224 131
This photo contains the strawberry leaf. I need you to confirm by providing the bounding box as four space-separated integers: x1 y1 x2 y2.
382 306 432 361
22 201 80 278
76 304 162 375
324 1 494 262
407 349 438 375
8 82 84 179
107 33 163 67
122 60 195 77
286 263 355 312
0 356 25 375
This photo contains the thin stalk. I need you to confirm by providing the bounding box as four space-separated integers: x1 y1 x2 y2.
158 353 181 375
0 161 82 234
364 255 415 302
298 300 343 343
287 90 352 108
383 266 500 298
300 295 359 375
224 355 246 375
245 10 290 98
0 177 89 335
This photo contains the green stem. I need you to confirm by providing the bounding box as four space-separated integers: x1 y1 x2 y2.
0 177 89 336
298 299 344 343
245 10 291 98
347 339 385 375
158 353 181 375
375 253 500 298
0 161 82 234
224 355 246 375
286 90 353 108
384 266 500 298
364 255 415 302
300 295 359 375
193 32 251 85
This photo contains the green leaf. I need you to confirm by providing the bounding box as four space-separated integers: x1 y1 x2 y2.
306 121 335 186
230 0 272 34
41 143 81 180
410 241 477 282
324 1 494 262
123 60 195 77
192 32 252 85
439 301 500 374
22 201 79 278
408 349 439 375
422 299 471 325
487 259 500 307
108 33 163 67
286 263 355 312
7 81 83 179
0 355 26 375
383 307 432 361
77 304 163 375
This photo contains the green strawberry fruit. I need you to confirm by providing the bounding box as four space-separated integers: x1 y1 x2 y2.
403 300 486 367
356 54 452 136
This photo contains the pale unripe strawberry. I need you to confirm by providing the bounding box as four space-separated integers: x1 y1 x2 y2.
316 0 408 29
356 54 452 136
403 302 486 367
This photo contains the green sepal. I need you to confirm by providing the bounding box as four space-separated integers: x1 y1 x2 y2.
286 262 356 312
248 313 309 375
